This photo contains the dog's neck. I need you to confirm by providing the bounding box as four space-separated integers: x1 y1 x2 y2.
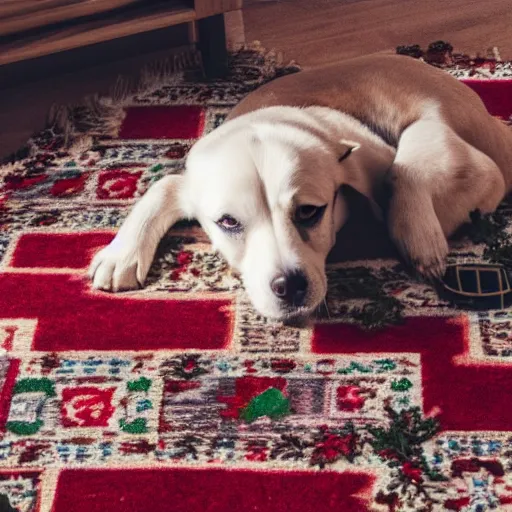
303 106 396 165
303 106 396 219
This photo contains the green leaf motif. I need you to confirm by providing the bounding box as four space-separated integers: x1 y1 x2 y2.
391 378 413 392
368 407 439 462
120 418 148 434
240 388 291 423
6 420 43 436
337 362 373 375
13 378 56 397
127 377 152 393
375 359 397 372
149 164 164 173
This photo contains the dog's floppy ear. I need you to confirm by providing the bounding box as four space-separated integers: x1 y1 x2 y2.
336 138 393 221
338 139 361 163
337 139 374 202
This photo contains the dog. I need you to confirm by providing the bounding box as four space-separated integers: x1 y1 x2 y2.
88 54 512 320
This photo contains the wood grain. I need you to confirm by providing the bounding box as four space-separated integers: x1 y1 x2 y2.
0 0 243 67
0 0 142 36
0 4 196 65
244 0 512 68
194 0 242 19
0 0 71 20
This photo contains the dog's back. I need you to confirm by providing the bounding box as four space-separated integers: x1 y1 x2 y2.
230 54 512 189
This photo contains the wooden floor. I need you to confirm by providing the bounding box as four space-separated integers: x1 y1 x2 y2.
2 0 512 158
244 0 512 68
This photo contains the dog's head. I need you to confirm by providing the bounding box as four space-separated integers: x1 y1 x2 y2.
179 106 394 320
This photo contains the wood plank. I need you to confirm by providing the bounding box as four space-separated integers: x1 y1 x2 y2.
224 9 245 50
0 0 142 36
198 13 227 77
0 1 79 21
0 4 196 66
244 0 512 68
194 0 242 19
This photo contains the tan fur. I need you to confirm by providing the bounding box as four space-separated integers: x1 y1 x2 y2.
229 54 512 181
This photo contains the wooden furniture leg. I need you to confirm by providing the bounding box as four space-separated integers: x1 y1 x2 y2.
197 13 228 79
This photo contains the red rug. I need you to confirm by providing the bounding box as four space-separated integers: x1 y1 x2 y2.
1 42 512 512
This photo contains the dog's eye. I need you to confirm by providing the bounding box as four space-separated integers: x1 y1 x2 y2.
295 204 327 227
216 215 242 233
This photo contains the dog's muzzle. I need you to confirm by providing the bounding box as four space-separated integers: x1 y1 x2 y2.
270 270 308 307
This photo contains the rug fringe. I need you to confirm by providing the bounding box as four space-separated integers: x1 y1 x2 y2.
231 40 300 82
45 41 299 152
47 46 203 150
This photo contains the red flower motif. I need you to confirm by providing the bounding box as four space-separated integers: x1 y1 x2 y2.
170 251 195 281
4 174 47 191
170 269 184 281
243 361 257 374
97 170 142 200
245 446 268 462
444 497 470 511
183 358 197 373
378 449 399 460
316 359 335 375
270 359 297 373
61 387 116 428
312 432 357 465
50 174 88 197
401 462 423 483
336 385 366 412
176 251 193 265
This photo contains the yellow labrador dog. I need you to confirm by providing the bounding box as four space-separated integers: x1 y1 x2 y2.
89 54 512 320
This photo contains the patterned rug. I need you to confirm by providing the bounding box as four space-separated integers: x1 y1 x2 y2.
2 42 512 512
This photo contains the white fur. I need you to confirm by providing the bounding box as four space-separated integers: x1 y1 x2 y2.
89 106 396 318
89 100 507 319
89 175 185 291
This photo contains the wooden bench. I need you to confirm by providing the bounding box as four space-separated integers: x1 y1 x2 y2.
0 0 243 79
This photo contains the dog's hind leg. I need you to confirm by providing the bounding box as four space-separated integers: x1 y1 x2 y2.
89 175 186 291
387 118 506 279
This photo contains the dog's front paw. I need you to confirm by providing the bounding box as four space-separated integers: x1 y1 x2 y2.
411 239 448 280
88 237 152 292
391 220 449 281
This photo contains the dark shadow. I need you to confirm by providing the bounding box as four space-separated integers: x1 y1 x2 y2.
327 187 399 264
0 494 17 512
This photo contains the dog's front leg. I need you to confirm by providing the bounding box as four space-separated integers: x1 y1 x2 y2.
386 119 452 280
387 117 505 279
387 172 449 279
89 175 185 291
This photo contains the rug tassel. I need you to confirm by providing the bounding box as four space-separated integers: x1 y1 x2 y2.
46 46 202 151
493 46 502 62
45 42 298 153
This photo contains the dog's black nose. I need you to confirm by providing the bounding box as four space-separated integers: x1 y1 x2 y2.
271 271 308 305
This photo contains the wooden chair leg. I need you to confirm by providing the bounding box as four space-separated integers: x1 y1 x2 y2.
225 9 245 50
197 13 228 79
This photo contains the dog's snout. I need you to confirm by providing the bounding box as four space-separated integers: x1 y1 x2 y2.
271 271 308 305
